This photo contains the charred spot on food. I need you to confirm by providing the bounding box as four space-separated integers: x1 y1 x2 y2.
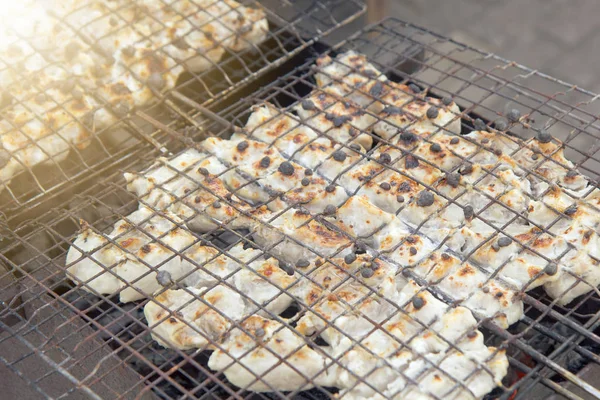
379 182 391 191
405 155 420 169
325 185 336 193
259 156 271 168
369 81 384 97
354 240 367 254
426 106 439 119
463 205 474 221
564 204 578 216
348 143 362 152
278 261 294 276
396 195 405 203
498 237 512 247
412 296 425 309
236 141 249 152
408 83 421 93
156 270 172 286
324 205 337 215
361 268 374 278
460 163 473 175
445 173 460 188
409 247 418 256
544 262 558 276
442 96 453 106
301 178 310 186
332 115 352 127
416 190 435 207
382 106 403 115
278 161 295 176
301 99 316 111
344 253 357 264
397 181 411 193
198 167 209 176
430 143 442 153
332 151 347 162
296 259 310 268
400 131 417 144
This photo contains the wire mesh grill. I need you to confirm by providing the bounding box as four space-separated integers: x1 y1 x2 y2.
0 0 364 212
2 17 600 400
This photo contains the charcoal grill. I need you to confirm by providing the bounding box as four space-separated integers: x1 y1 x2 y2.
0 0 365 212
2 16 600 400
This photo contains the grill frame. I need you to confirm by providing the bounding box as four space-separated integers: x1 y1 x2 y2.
1 17 600 400
0 0 365 213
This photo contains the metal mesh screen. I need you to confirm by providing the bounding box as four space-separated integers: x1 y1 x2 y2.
0 0 364 212
2 17 600 400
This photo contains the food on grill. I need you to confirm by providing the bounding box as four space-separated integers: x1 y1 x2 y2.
328 279 508 400
144 285 246 350
0 0 268 192
66 50 600 398
315 50 388 109
124 148 266 231
208 315 331 392
372 82 461 140
66 206 196 302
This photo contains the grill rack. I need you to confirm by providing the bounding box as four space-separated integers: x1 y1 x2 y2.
1 17 600 400
0 0 365 212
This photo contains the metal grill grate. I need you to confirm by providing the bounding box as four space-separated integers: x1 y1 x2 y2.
0 0 365 212
2 17 600 400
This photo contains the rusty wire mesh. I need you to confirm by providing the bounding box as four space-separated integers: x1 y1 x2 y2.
1 17 600 400
0 0 364 212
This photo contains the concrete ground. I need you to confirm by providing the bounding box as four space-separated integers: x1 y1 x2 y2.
363 0 600 93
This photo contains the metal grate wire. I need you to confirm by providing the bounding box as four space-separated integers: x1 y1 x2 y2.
0 0 365 212
1 17 600 400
